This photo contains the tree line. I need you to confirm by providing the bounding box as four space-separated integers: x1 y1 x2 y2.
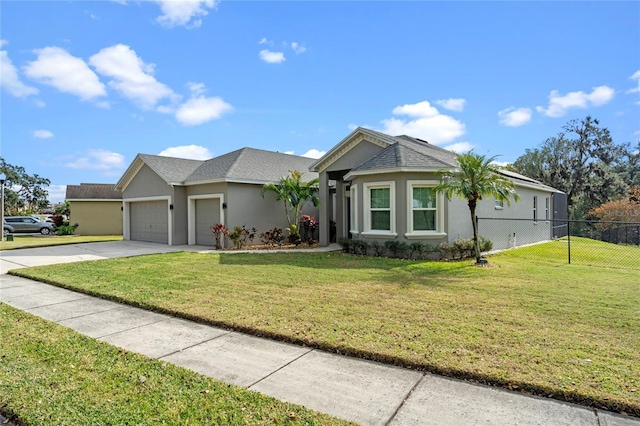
511 116 639 223
1 157 50 215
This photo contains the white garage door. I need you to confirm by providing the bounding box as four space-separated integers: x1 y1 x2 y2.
130 200 168 243
195 198 221 246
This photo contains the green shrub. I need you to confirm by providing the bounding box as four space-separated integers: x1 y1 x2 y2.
370 240 385 257
385 240 409 258
409 241 426 259
338 237 352 253
55 224 78 236
352 239 369 255
479 235 493 252
228 226 245 249
453 238 475 259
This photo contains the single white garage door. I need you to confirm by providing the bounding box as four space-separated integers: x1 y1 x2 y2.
195 198 221 246
130 200 168 243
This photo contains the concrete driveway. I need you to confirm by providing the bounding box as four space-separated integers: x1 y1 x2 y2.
0 240 212 274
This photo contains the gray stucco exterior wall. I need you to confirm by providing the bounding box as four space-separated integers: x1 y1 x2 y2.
172 185 188 245
122 164 172 199
347 172 556 249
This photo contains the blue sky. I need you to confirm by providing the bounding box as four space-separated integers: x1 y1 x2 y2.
1 1 639 203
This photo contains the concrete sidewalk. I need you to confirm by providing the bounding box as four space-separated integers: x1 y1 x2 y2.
1 241 638 425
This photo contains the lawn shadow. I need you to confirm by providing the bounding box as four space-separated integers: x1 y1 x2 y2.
214 251 478 283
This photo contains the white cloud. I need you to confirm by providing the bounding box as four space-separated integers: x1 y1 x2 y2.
491 160 511 168
23 46 105 101
498 107 532 127
379 101 466 145
33 130 54 139
443 141 473 153
284 150 295 155
95 101 111 109
156 105 175 114
155 0 218 28
435 98 466 112
536 85 615 117
89 44 174 110
47 184 67 204
158 145 212 160
0 48 39 97
291 42 306 54
35 99 46 108
0 39 7 48
187 81 206 96
347 123 358 131
62 149 125 171
300 149 326 159
259 49 285 64
626 70 640 94
175 96 232 125
258 37 271 45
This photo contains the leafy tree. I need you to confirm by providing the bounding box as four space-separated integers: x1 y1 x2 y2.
260 170 320 240
616 140 640 188
512 116 628 220
0 158 50 214
55 200 71 217
588 186 640 228
436 152 520 264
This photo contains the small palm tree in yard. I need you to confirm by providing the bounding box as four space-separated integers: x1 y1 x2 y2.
261 170 320 242
436 151 520 264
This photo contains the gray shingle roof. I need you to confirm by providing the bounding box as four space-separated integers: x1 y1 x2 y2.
138 154 204 183
498 169 561 193
66 183 122 200
350 132 458 172
185 148 317 183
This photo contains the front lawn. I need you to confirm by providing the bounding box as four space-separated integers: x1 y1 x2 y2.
0 234 122 251
12 238 640 416
0 304 352 425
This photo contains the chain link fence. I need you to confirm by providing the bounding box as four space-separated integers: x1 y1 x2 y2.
477 217 640 270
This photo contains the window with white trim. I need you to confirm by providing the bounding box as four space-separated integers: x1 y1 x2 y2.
495 198 504 209
363 182 396 236
412 187 437 231
406 180 445 238
370 187 391 230
545 197 550 221
533 196 538 222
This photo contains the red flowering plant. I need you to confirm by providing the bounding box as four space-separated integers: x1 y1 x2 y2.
301 215 317 227
210 223 229 249
300 215 318 243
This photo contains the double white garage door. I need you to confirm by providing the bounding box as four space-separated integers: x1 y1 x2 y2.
128 198 221 246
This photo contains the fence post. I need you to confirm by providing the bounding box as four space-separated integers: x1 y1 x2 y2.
567 220 571 264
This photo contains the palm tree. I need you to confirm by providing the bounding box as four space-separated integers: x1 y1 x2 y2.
435 152 520 264
261 170 320 241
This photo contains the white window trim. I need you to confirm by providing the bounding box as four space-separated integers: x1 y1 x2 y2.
349 184 359 236
533 196 538 223
405 180 447 239
187 194 225 246
361 181 397 238
545 197 550 221
495 198 504 210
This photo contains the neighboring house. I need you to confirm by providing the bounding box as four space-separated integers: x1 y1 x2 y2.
310 127 566 248
115 148 318 246
65 183 123 235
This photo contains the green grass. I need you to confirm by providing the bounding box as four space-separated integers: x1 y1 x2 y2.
0 234 123 251
11 238 640 416
498 236 640 270
0 304 353 426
